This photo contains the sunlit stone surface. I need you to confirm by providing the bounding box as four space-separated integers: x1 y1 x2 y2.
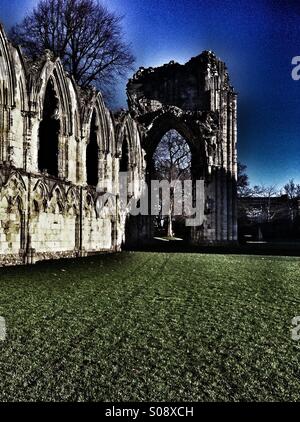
0 23 237 266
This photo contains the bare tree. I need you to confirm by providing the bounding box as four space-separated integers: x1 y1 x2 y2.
153 130 192 237
283 179 300 200
248 184 278 223
237 162 251 197
282 179 300 221
9 0 135 96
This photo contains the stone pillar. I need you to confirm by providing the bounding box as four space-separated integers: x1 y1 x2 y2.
64 134 69 180
58 133 64 179
0 108 10 162
216 167 222 243
220 89 229 243
232 94 238 241
207 172 213 243
227 94 233 241
75 210 81 253
78 186 84 256
25 174 33 264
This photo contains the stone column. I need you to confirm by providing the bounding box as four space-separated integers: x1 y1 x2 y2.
221 91 228 242
216 167 222 243
232 94 238 241
227 94 233 241
0 107 10 162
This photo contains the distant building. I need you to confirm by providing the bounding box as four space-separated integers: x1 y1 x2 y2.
238 195 300 241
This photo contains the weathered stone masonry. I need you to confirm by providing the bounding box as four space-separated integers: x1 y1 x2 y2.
0 24 145 266
0 22 237 266
126 53 238 245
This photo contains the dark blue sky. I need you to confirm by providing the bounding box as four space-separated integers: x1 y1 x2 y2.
1 0 300 187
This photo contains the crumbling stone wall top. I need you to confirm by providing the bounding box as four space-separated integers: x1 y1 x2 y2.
127 51 234 117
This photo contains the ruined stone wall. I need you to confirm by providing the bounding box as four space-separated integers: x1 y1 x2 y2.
127 51 238 245
0 24 145 266
0 21 238 266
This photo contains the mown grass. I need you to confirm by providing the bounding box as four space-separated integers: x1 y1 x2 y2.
0 252 300 401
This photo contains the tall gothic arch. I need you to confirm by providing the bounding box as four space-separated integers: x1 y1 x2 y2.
86 109 99 186
38 78 60 177
126 51 238 245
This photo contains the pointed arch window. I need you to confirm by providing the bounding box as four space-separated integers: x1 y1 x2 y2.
38 79 60 177
86 110 99 186
120 134 130 172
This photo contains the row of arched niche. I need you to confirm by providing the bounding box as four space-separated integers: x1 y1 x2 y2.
0 25 144 189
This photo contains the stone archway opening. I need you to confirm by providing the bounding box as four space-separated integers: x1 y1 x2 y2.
126 53 238 246
119 134 130 172
123 113 208 248
38 79 60 177
119 132 133 205
119 133 132 248
152 129 192 240
141 115 207 246
86 109 99 186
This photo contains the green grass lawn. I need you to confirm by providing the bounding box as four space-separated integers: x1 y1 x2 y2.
0 252 300 401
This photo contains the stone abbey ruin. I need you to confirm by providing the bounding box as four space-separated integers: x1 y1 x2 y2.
0 23 237 266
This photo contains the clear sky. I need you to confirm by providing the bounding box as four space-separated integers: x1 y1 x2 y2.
0 0 300 187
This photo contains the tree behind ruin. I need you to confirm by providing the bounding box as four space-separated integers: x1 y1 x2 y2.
9 0 135 97
153 130 192 238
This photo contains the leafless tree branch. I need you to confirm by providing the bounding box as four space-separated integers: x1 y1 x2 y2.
9 0 135 97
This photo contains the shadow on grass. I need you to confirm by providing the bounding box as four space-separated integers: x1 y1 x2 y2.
0 251 132 276
124 237 300 257
1 239 299 276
